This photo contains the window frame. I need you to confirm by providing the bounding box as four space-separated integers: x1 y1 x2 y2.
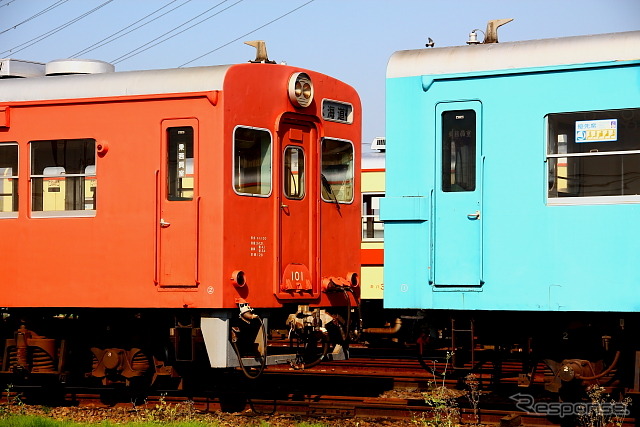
441 109 476 193
283 145 305 200
0 142 19 218
232 125 273 198
30 138 97 218
362 192 384 241
320 137 355 204
546 108 640 205
167 126 195 201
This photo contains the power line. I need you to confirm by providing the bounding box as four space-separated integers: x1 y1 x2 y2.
0 0 18 9
0 0 70 36
111 0 241 65
70 0 190 58
179 0 315 68
0 0 115 56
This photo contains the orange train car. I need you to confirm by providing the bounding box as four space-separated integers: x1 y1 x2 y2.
0 50 361 384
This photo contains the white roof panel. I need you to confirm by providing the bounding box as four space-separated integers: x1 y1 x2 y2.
387 31 640 79
0 64 232 102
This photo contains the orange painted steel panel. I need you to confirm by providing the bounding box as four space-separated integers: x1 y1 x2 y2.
0 106 8 127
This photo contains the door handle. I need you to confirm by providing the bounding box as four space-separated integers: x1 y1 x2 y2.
467 210 480 220
160 219 171 228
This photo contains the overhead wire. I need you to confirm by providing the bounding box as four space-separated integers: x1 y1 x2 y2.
178 0 315 68
0 0 115 57
70 0 190 58
0 0 18 9
111 0 242 65
0 0 69 35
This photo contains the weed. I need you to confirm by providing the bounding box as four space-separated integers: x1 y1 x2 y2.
418 351 461 427
130 393 198 424
1 384 26 418
465 373 480 425
578 385 631 427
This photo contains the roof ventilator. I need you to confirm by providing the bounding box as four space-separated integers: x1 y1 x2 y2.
45 59 115 76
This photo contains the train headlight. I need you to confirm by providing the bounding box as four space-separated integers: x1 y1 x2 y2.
288 72 314 108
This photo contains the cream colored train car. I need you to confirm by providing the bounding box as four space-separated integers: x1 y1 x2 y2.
361 138 385 299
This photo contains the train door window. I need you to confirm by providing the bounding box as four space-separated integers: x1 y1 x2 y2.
30 139 96 217
362 193 384 240
442 110 476 192
233 126 272 196
167 127 194 201
547 108 640 204
0 142 18 217
321 138 354 203
284 146 305 199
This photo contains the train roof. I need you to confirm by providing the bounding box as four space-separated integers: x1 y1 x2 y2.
0 63 232 102
387 30 640 79
361 144 385 170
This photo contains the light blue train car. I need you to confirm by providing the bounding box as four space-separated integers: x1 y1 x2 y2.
381 30 640 317
381 31 640 388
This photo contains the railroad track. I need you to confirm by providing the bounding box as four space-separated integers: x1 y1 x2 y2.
4 390 632 427
2 350 635 426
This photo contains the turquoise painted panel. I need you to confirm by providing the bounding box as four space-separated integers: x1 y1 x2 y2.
383 220 432 309
379 196 430 221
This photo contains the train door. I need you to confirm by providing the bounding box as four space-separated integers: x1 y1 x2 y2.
157 119 199 287
433 102 483 287
278 121 316 295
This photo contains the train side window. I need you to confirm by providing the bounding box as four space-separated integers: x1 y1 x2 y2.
167 127 194 201
233 126 272 196
442 110 476 192
284 146 305 199
0 142 18 217
30 139 96 217
321 138 354 203
547 108 640 203
362 193 384 240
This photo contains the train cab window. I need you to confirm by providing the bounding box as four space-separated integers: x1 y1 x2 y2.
167 127 194 201
233 127 272 196
442 110 476 192
0 142 18 217
284 146 305 199
321 138 354 203
30 139 96 217
547 108 640 203
362 193 384 240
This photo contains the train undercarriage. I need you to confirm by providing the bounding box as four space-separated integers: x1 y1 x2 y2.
0 304 350 390
357 304 640 399
3 305 639 405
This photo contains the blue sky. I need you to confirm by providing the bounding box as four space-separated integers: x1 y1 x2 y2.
2 0 639 145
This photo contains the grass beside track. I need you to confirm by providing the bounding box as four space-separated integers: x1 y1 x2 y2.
0 415 331 427
0 415 219 427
